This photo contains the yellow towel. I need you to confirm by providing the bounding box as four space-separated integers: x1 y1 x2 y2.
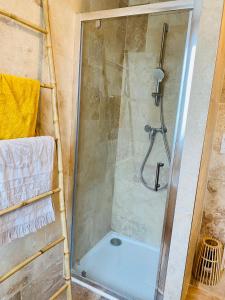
0 74 40 139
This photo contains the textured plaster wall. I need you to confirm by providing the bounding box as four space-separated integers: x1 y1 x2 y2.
0 0 76 299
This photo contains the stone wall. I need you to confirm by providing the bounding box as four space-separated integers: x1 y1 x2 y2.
201 79 225 242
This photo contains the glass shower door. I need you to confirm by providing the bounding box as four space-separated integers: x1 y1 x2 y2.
72 10 189 300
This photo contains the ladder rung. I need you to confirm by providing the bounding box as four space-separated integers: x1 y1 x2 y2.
0 236 65 283
0 188 61 217
0 8 47 34
49 283 69 300
40 83 55 89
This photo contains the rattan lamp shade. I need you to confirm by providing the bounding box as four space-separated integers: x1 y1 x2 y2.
193 236 224 286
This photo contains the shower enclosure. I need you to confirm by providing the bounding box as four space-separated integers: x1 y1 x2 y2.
72 2 194 299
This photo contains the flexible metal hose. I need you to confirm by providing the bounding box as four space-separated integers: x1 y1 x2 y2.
140 130 157 191
140 97 171 191
160 93 171 163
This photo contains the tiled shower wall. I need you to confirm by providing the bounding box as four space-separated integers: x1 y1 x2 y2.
201 76 225 243
111 12 189 247
75 18 127 261
74 9 189 262
75 0 128 12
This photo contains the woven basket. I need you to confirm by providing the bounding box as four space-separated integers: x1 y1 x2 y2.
193 236 224 286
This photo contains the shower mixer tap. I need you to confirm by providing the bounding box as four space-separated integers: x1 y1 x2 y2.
145 125 167 135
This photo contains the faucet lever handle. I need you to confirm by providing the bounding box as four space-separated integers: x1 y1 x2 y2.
155 162 164 191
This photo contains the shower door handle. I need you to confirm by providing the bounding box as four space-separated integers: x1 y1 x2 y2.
155 162 164 191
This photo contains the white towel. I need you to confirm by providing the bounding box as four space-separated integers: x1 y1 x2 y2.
0 136 55 246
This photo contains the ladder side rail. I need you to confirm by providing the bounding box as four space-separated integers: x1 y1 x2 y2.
42 1 72 299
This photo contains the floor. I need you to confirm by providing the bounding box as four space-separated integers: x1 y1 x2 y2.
186 286 223 300
185 273 225 300
71 284 224 300
72 284 107 300
75 231 160 300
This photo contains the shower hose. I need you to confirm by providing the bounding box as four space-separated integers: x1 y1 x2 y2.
140 96 171 191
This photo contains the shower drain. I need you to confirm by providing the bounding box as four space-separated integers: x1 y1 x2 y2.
81 270 87 278
110 238 122 246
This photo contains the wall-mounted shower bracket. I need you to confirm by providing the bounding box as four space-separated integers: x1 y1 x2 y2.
152 23 168 107
152 91 162 106
152 68 165 107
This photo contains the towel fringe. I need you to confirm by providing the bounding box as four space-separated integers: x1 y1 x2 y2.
0 137 55 246
0 211 55 246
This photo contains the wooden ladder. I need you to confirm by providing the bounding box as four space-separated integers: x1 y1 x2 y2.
0 1 72 299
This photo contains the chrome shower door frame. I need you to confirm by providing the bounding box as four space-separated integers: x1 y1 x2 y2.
72 1 196 299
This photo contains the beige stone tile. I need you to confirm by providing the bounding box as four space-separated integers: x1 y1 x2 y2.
125 15 148 52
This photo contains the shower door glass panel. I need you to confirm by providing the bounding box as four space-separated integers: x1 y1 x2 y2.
73 11 189 300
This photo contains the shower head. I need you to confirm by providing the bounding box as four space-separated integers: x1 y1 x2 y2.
153 68 165 83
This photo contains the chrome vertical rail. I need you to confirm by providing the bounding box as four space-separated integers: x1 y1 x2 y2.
155 10 197 300
159 23 169 69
